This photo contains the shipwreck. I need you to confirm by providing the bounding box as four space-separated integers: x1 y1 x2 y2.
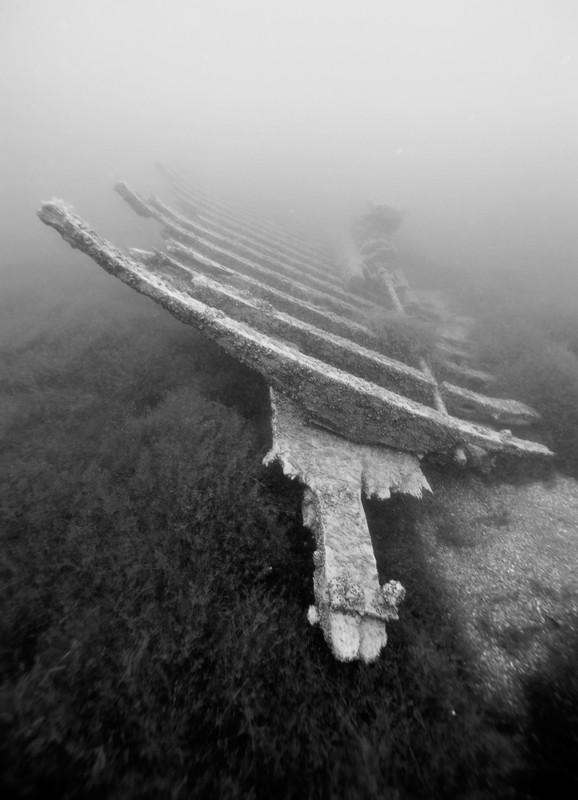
38 165 552 664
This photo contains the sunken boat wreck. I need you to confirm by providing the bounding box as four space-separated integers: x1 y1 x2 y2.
38 165 553 672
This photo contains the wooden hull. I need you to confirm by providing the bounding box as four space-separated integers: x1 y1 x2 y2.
38 200 552 461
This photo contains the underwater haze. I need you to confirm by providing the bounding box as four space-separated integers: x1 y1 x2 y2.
1 0 577 282
2 2 578 798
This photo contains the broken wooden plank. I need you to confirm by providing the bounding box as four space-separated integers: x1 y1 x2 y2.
441 361 497 390
37 199 553 461
164 238 367 323
130 247 438 405
149 195 346 293
162 168 333 267
160 241 379 349
265 389 429 661
437 341 473 363
440 382 541 426
116 182 343 290
160 163 332 260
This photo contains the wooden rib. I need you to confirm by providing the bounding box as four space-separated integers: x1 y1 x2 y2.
129 248 438 405
176 188 334 273
439 382 541 427
160 163 331 259
441 361 497 389
164 238 371 321
115 182 343 290
158 241 379 349
37 199 553 461
437 341 473 363
163 171 333 267
149 194 345 289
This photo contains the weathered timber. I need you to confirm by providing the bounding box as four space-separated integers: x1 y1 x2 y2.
187 194 332 269
437 341 473 364
163 235 354 311
441 361 497 390
177 198 337 280
164 234 366 316
346 215 545 457
37 199 553 460
164 238 367 324
164 171 333 268
160 241 380 349
115 183 366 313
149 195 346 293
440 382 541 426
265 389 428 661
192 199 333 272
160 163 332 261
116 182 343 291
130 248 438 405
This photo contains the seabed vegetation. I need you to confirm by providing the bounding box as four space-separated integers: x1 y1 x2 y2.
1 265 578 799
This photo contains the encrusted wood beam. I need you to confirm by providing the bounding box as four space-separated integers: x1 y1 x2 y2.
265 390 429 661
162 169 333 268
115 182 343 290
440 382 541 427
441 361 497 390
130 247 438 405
37 199 553 461
437 341 473 363
160 242 379 349
164 238 366 323
149 195 345 292
160 163 331 260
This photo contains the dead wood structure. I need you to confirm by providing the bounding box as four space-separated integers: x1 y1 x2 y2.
37 166 551 663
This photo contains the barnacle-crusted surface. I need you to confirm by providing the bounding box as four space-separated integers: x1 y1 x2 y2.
37 188 559 679
37 200 552 459
440 381 542 426
264 388 426 661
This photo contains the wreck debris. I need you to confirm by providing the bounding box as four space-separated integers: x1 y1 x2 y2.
265 389 428 662
352 202 404 245
37 168 552 663
158 163 332 268
116 182 341 290
439 382 542 426
348 204 545 463
36 199 551 460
